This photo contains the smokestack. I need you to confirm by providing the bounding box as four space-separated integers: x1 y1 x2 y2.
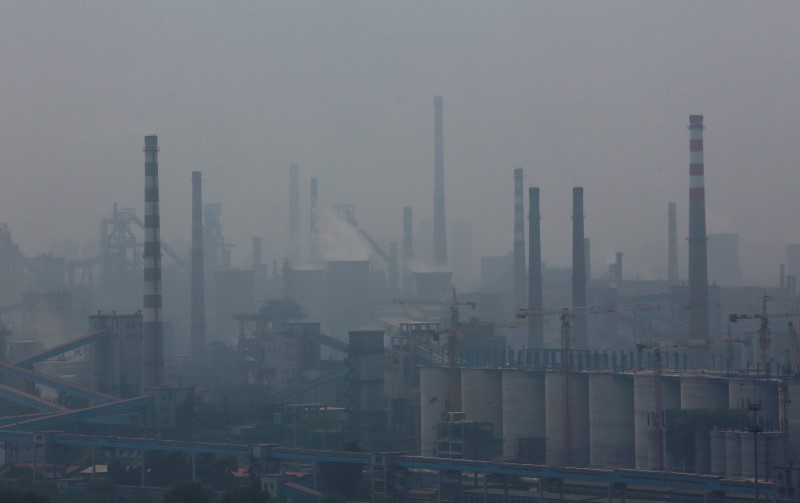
190 171 206 357
572 187 587 349
513 168 526 308
433 96 447 267
780 264 786 289
142 135 163 388
289 163 300 262
668 202 678 283
402 206 414 295
584 238 591 282
615 252 623 286
688 115 709 342
310 177 319 263
528 187 543 349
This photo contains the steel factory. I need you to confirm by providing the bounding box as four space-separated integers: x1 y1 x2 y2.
0 98 797 503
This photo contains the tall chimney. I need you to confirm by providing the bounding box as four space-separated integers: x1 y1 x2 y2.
615 252 623 286
309 177 319 263
584 238 591 282
668 202 678 283
513 168 526 308
528 187 544 349
190 171 206 357
780 264 786 289
571 187 587 349
433 96 448 267
403 207 414 295
142 135 163 388
289 163 300 262
688 115 709 343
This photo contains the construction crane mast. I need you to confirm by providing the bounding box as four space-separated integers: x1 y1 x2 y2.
393 287 476 414
729 294 799 366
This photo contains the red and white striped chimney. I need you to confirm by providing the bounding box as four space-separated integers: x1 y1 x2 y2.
142 135 163 388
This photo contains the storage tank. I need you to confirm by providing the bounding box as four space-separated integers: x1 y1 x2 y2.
420 366 450 456
414 271 453 298
681 376 728 410
709 430 726 475
589 373 634 468
461 368 503 442
545 371 589 466
740 431 767 479
646 427 663 470
729 378 779 426
634 374 681 469
788 382 800 462
694 429 711 474
724 430 742 477
502 370 545 459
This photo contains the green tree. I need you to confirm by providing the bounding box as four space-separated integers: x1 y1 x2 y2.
162 481 211 503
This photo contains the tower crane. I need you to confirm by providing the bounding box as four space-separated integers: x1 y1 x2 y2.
393 288 476 414
560 308 574 466
729 295 800 366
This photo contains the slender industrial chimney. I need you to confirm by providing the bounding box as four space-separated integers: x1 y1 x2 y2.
688 115 709 343
309 177 319 263
190 171 206 357
142 135 163 388
584 238 591 282
528 187 544 349
289 163 300 262
513 168 526 308
572 187 587 349
615 252 623 286
668 202 678 283
433 96 448 267
402 206 414 295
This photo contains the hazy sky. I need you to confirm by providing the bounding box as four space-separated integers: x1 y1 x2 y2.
1 1 798 285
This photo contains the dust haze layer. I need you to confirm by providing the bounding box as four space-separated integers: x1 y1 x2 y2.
0 1 798 286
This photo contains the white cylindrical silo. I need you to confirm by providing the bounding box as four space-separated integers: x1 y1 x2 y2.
589 373 634 468
681 376 728 410
545 371 589 467
420 366 449 456
724 430 742 477
788 382 800 460
740 431 766 479
693 429 711 474
709 430 726 475
502 370 545 459
634 374 681 469
461 368 503 442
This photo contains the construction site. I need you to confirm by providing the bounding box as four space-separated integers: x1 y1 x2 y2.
0 104 798 502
